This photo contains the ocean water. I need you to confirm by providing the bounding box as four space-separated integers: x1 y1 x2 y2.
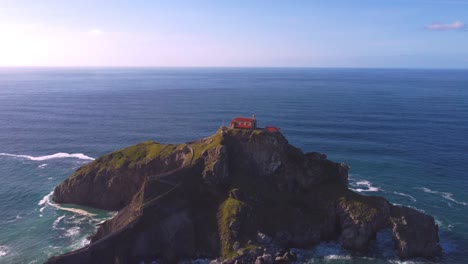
0 68 467 264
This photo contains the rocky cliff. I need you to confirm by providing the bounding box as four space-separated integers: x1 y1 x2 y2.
47 128 441 263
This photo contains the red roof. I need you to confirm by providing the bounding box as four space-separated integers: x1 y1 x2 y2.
231 117 255 123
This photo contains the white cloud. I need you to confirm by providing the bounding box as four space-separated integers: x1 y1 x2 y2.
426 21 465 31
88 29 102 35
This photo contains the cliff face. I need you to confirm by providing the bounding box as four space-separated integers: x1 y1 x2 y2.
47 128 441 263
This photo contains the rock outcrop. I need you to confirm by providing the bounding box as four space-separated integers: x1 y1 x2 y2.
390 205 442 259
47 128 441 263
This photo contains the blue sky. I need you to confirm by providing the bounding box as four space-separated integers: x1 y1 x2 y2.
0 0 467 68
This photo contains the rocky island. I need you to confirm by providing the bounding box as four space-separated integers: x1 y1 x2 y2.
46 128 442 263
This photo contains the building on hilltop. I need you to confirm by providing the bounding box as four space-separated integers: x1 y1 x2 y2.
230 115 257 130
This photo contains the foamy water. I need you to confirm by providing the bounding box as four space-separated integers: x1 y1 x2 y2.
39 191 97 217
348 175 381 193
0 245 8 257
393 191 417 202
0 68 467 263
0 152 95 161
418 187 468 207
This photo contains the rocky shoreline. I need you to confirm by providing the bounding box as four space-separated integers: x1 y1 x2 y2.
46 128 441 263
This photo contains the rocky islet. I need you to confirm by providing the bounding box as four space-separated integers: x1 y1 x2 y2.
47 128 442 263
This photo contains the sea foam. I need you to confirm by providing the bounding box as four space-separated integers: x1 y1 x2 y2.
38 191 96 217
351 180 380 192
393 191 417 202
52 216 66 230
0 152 95 161
0 245 8 257
418 187 468 206
64 227 80 237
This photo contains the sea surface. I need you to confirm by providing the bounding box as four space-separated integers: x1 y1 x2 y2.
0 68 467 264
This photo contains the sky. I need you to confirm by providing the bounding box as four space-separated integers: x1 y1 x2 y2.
0 0 467 68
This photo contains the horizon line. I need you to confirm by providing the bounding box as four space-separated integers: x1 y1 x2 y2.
0 66 467 70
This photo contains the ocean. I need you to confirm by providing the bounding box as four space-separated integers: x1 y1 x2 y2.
0 68 466 263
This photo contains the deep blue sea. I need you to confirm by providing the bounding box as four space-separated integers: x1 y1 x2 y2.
0 68 467 264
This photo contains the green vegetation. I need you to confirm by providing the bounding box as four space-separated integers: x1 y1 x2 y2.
226 128 264 139
75 130 226 178
76 141 181 175
338 193 383 222
217 197 245 258
189 132 223 161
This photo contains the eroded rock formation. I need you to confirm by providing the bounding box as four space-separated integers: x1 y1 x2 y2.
47 128 441 263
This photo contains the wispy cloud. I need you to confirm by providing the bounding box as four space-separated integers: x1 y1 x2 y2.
426 21 465 31
88 29 103 35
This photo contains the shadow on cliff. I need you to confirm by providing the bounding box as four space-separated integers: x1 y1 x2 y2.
46 128 442 264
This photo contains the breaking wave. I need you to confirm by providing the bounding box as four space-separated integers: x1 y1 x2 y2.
323 254 353 260
0 245 9 257
418 187 468 206
64 227 81 237
52 216 66 230
0 152 94 161
350 180 380 192
38 191 96 217
393 191 417 202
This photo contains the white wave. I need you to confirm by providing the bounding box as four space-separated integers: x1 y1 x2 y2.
389 260 425 264
418 187 468 206
0 152 95 161
351 180 379 192
311 241 343 257
52 215 66 230
38 191 96 217
64 227 80 237
393 191 417 202
324 254 352 260
38 163 48 168
49 202 96 217
70 236 91 250
38 191 54 216
38 191 53 206
0 245 9 257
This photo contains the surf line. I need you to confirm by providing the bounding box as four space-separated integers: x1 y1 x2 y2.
39 191 96 217
0 152 95 161
418 187 468 207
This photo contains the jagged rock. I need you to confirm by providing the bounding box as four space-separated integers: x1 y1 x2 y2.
255 257 264 264
261 254 273 264
232 241 241 251
229 220 240 231
257 231 272 245
255 253 274 264
337 194 390 251
229 188 244 201
390 205 442 259
282 251 297 261
274 231 292 246
46 128 441 264
274 256 289 264
52 142 193 211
